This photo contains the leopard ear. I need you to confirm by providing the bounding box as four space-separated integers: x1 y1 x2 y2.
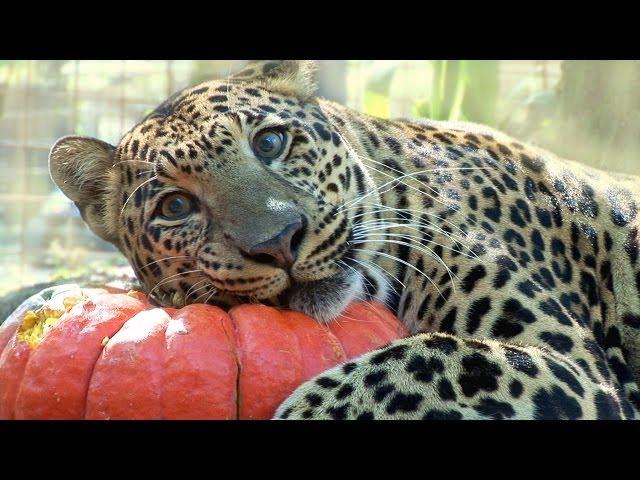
232 60 318 99
48 135 120 245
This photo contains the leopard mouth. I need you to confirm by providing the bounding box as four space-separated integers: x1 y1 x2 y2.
186 219 362 319
201 275 289 302
283 270 364 323
153 259 363 323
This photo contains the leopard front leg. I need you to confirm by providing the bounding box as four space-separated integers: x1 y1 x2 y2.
275 333 636 420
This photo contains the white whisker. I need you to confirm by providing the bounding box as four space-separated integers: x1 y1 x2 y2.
353 231 476 260
185 279 210 300
347 202 469 237
348 256 403 296
192 285 216 303
354 238 460 292
352 247 444 298
111 159 156 168
148 269 203 299
139 255 196 271
202 286 219 305
120 175 158 217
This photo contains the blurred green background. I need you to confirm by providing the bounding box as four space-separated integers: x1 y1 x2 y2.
1 60 638 296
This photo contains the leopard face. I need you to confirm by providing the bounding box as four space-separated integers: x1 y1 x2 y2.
48 61 389 322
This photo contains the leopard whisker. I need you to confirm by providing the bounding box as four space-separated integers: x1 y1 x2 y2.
354 150 488 204
353 217 473 245
202 285 219 305
353 216 470 246
353 238 460 291
352 231 477 260
147 269 203 299
111 159 156 168
329 126 448 211
120 175 158 217
348 256 406 290
191 285 216 304
354 161 449 209
343 256 403 298
347 202 469 237
185 279 210 300
336 259 374 299
352 247 444 299
139 255 197 271
339 165 439 211
354 153 441 196
337 156 482 213
327 260 371 326
352 220 478 259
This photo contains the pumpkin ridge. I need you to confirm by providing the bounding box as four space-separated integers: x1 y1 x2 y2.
159 309 171 420
70 292 149 419
0 337 31 419
85 304 168 419
0 318 22 376
230 304 305 419
12 342 37 419
365 302 399 341
83 333 107 419
226 308 243 420
280 310 306 398
82 300 151 418
226 316 242 420
17 292 148 419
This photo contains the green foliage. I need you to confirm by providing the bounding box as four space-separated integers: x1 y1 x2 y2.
363 61 404 118
359 60 500 124
462 61 499 125
415 60 499 123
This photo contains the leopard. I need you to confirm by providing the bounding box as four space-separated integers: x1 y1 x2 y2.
47 60 640 419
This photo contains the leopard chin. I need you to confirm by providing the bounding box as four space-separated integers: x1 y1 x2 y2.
285 271 364 324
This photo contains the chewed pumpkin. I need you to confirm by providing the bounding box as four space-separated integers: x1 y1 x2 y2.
0 285 408 419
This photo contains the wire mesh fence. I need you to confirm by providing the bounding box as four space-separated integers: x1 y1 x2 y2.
0 60 564 294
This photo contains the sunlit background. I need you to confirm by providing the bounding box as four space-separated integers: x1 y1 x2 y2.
1 60 638 296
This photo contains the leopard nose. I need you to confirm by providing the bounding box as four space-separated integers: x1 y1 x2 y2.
244 220 305 269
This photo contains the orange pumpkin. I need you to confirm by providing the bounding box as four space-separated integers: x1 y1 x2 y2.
0 286 408 419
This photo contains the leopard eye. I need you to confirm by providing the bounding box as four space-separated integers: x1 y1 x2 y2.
159 193 194 220
253 129 286 160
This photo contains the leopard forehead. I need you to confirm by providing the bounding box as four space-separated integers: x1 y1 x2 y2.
124 83 291 152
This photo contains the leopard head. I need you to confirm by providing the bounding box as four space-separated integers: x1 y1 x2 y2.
48 60 387 322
